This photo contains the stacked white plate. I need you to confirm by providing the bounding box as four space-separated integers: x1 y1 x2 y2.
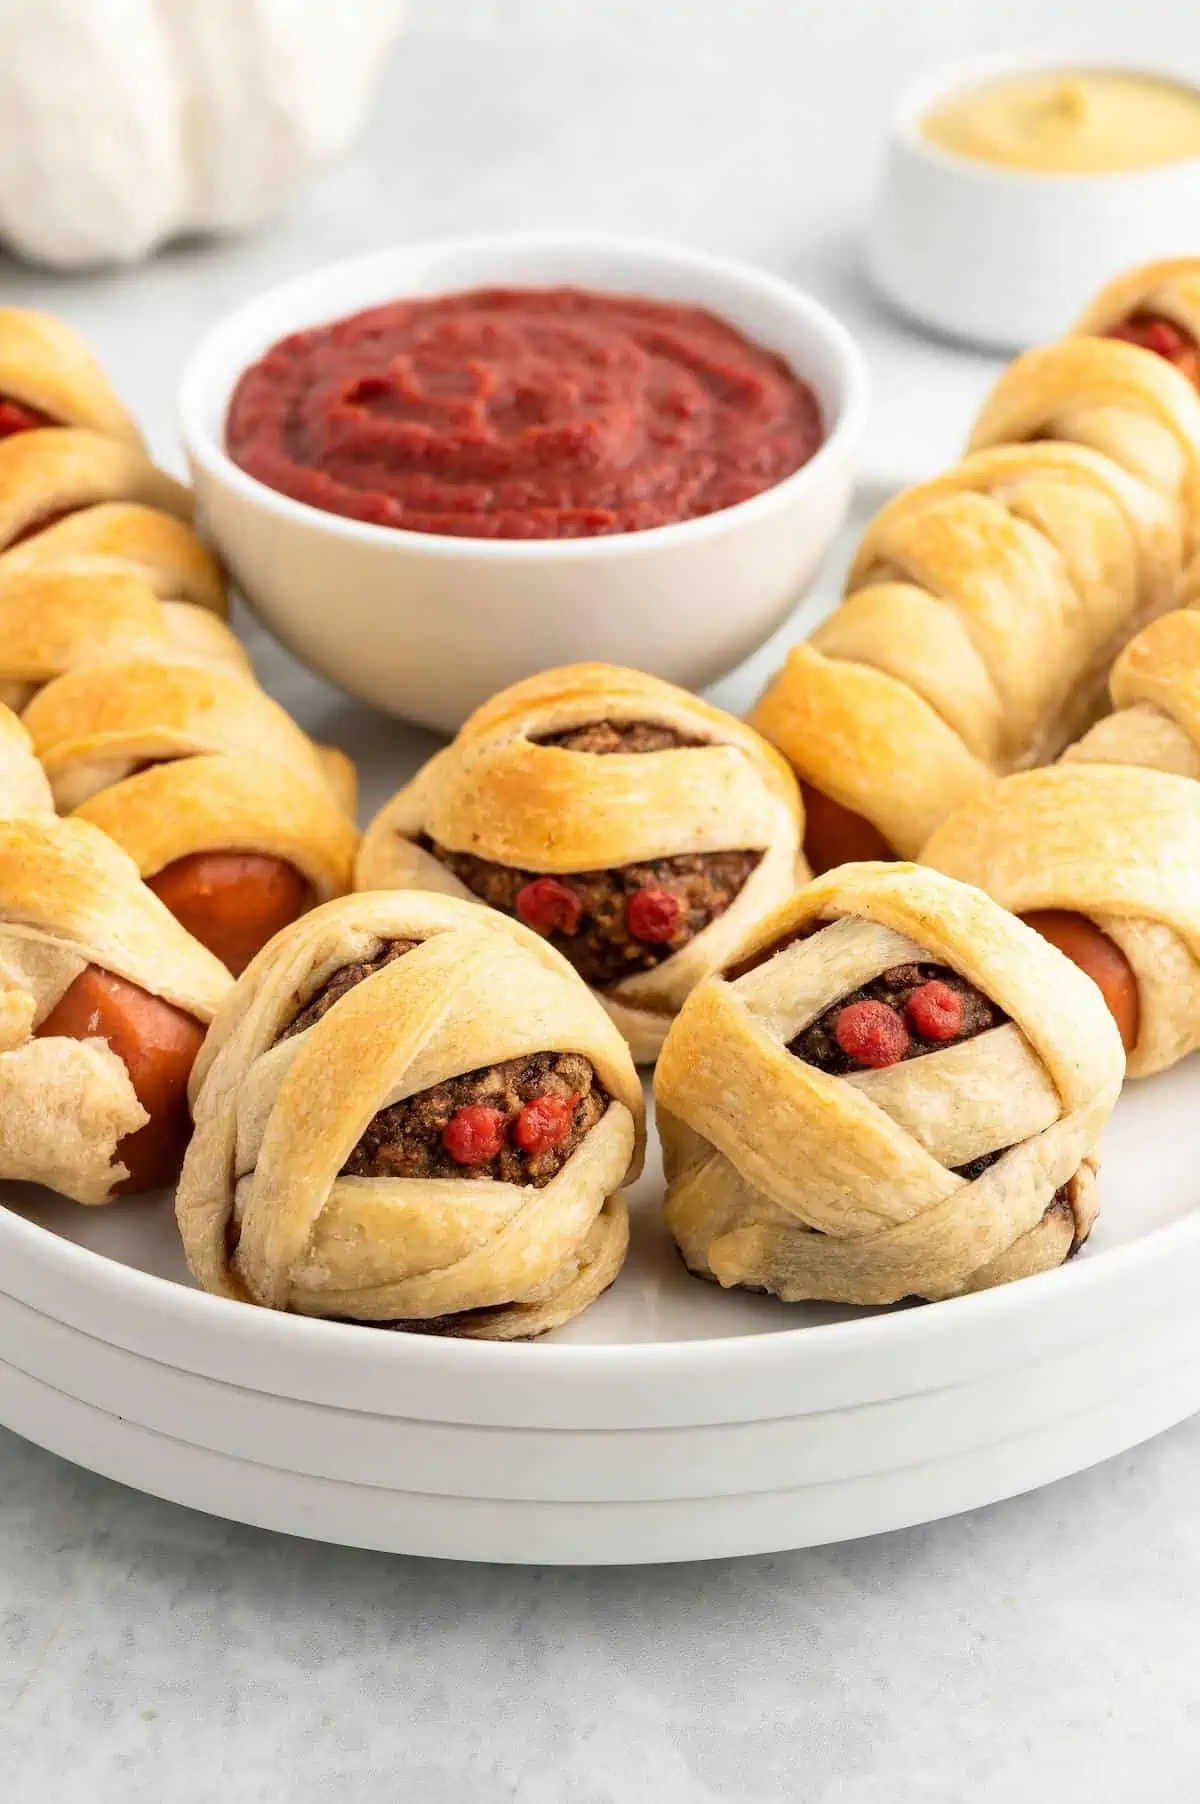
1 492 1197 1564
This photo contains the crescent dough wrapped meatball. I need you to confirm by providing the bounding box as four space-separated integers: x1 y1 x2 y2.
356 663 804 1062
656 862 1124 1306
177 892 645 1339
0 812 229 1202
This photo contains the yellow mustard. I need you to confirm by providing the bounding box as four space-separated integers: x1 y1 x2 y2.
923 69 1200 174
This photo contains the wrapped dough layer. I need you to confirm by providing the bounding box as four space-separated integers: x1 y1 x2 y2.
751 441 1180 863
0 703 52 819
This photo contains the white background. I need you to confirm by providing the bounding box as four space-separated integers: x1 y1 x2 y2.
5 1 1200 1797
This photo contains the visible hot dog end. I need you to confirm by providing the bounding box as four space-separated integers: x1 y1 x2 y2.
1020 908 1140 1053
800 781 897 875
148 852 314 976
36 965 205 1193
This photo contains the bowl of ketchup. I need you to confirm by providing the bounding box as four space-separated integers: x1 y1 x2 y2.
180 234 867 733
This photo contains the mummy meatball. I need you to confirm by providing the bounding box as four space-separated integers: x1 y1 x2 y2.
355 664 805 1063
655 863 1124 1306
176 892 646 1339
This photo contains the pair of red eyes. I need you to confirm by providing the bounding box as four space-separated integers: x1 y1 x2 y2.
516 876 681 944
834 981 964 1069
442 1093 580 1166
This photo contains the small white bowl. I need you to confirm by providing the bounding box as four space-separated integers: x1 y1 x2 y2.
179 234 867 733
870 54 1200 351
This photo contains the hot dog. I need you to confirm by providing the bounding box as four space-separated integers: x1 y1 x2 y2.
800 781 896 875
36 965 205 1192
1107 314 1200 389
147 852 313 976
1020 908 1140 1053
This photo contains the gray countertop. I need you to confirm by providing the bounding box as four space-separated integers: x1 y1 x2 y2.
5 1423 1199 1799
3 1 1199 1795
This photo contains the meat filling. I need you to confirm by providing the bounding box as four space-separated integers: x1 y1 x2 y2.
536 718 704 755
428 843 761 989
346 1049 607 1186
276 937 608 1187
790 960 1005 1075
427 717 761 990
280 939 417 1041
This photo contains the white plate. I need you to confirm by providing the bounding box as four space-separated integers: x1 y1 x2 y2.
2 486 1197 1561
2 1330 1197 1563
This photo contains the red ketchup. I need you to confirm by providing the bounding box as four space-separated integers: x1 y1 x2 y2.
227 287 823 540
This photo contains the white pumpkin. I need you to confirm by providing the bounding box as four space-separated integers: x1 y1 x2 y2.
0 0 405 268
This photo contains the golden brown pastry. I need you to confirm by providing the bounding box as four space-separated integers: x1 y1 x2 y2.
657 862 1124 1305
0 426 191 551
0 564 250 713
923 763 1200 1077
177 891 645 1339
0 425 227 627
0 702 53 819
922 602 1200 1074
0 315 359 977
355 664 805 1063
0 309 142 445
750 441 1178 861
0 813 230 1201
1073 257 1200 394
971 284 1200 538
22 656 358 975
0 498 226 613
1065 608 1200 780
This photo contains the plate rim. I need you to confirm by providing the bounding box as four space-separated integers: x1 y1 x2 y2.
2 1171 1198 1428
3 1346 1197 1564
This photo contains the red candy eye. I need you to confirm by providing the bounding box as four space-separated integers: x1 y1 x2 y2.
513 1092 578 1157
834 999 909 1068
626 886 681 944
442 1104 508 1166
906 980 964 1042
516 876 582 936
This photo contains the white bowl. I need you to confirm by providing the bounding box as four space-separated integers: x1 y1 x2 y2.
870 54 1200 351
179 234 867 733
